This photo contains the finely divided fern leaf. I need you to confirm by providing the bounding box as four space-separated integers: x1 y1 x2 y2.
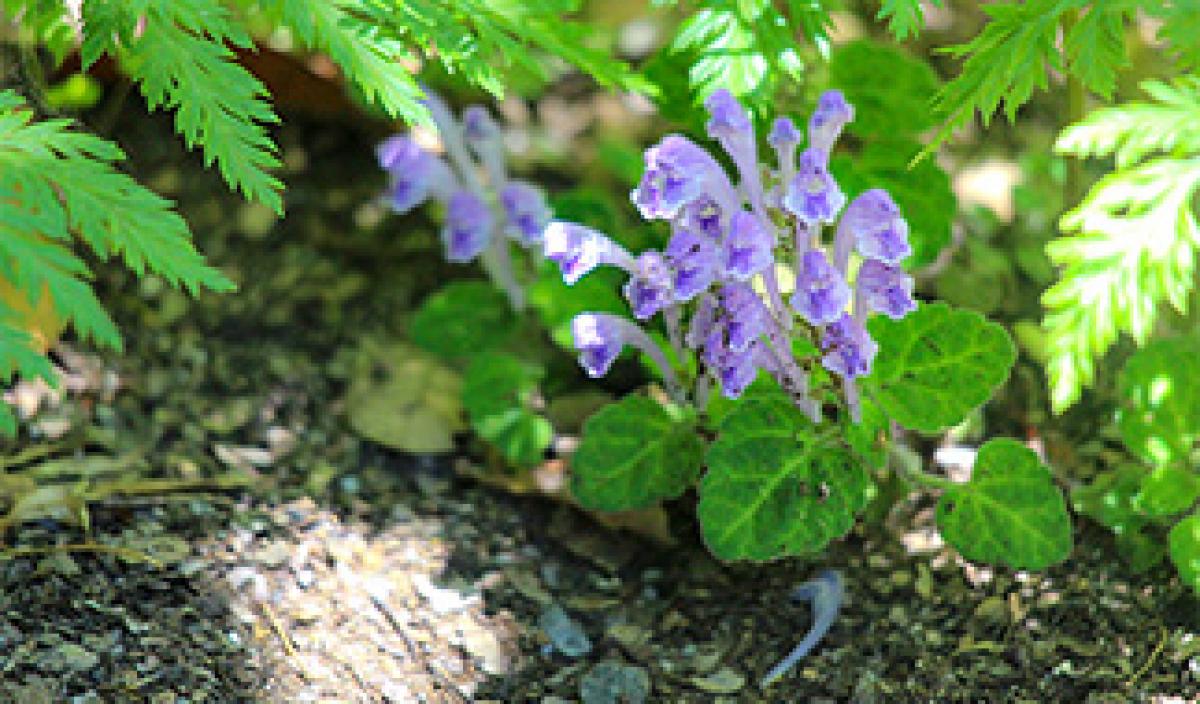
81 0 284 212
1064 2 1136 99
877 0 941 41
0 90 232 411
1042 77 1200 412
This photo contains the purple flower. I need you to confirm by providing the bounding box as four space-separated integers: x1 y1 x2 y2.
722 210 774 280
678 197 725 241
623 251 675 320
705 89 753 140
820 313 878 380
855 260 916 320
839 189 911 265
501 182 551 246
719 283 770 351
782 148 845 225
441 190 492 262
376 135 442 212
572 313 625 378
666 228 720 301
713 341 763 399
791 250 851 326
808 89 854 153
462 105 500 144
768 117 802 149
632 135 734 221
543 221 634 285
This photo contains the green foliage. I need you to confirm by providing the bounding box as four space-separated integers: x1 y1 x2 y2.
409 281 515 358
571 396 704 512
1117 335 1200 468
1149 2 1200 72
863 303 1017 433
662 0 831 111
81 0 284 211
875 0 940 41
1043 77 1200 412
936 439 1072 571
1136 467 1200 518
699 396 870 561
828 41 955 268
1168 513 1200 592
463 353 553 467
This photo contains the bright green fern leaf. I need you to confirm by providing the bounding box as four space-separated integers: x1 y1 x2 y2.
1043 77 1200 412
876 0 941 41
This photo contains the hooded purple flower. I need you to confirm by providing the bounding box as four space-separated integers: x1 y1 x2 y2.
855 260 916 320
543 222 635 285
442 190 492 262
768 116 802 150
719 283 771 351
782 148 845 225
705 88 753 138
838 189 911 265
686 293 719 350
572 313 625 378
376 135 445 213
821 313 878 380
721 210 774 280
623 251 675 320
462 105 500 144
501 182 551 245
791 250 851 326
666 228 720 301
678 196 725 241
808 89 854 153
632 135 735 221
713 340 764 399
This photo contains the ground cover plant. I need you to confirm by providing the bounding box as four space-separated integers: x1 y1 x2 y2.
1 0 1198 698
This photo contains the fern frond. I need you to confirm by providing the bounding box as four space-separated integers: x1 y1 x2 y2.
1042 77 1200 412
1064 2 1137 99
0 90 233 353
1152 1 1200 72
876 0 941 41
81 0 283 212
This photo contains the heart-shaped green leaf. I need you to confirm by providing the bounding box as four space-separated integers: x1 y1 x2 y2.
1168 513 1200 593
863 302 1016 433
409 281 514 358
463 353 553 468
699 397 871 561
936 439 1072 570
571 396 704 512
1118 335 1200 467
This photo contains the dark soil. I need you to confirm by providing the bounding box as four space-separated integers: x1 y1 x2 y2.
1 96 1197 704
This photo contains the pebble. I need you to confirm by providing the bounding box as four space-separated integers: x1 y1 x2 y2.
579 661 650 704
539 605 591 658
689 667 745 694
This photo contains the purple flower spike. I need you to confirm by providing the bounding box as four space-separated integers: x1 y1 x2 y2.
791 250 851 326
442 190 492 263
543 221 635 285
571 313 626 378
666 229 720 301
686 293 719 350
704 89 753 139
821 313 878 380
679 197 725 241
720 283 770 351
715 341 763 399
855 260 916 320
722 210 775 280
501 182 551 246
623 251 675 320
782 148 845 225
632 135 735 221
808 90 854 153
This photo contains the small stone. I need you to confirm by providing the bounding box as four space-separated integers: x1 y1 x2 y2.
52 643 100 672
579 661 650 704
38 552 81 577
539 605 591 658
974 596 1008 623
689 667 745 694
915 563 934 600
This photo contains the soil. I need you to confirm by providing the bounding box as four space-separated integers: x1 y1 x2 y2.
0 95 1197 704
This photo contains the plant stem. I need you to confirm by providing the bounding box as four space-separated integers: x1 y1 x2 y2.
1062 9 1087 206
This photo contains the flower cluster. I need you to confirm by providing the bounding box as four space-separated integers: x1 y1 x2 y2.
376 95 551 308
546 89 917 421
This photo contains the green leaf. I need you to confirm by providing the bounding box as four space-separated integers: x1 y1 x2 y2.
831 140 956 269
875 0 940 40
1072 464 1146 531
463 353 553 467
936 438 1072 571
0 401 14 439
699 397 871 561
1151 2 1200 72
863 302 1016 433
1135 466 1200 518
408 281 515 358
831 41 940 138
1063 3 1134 99
529 262 626 350
1115 527 1167 574
571 396 704 512
1117 335 1200 467
1168 513 1200 593
844 395 889 470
